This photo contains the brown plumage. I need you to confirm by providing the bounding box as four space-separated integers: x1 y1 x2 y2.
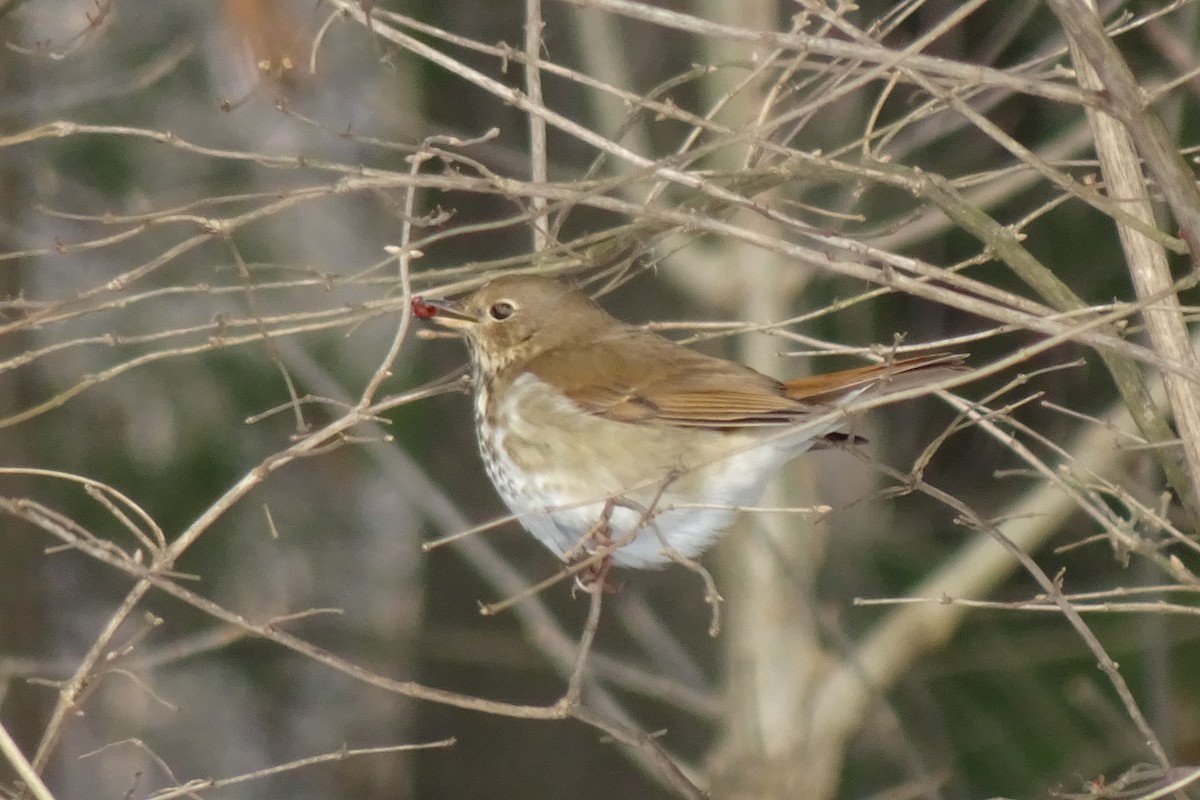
527 332 960 427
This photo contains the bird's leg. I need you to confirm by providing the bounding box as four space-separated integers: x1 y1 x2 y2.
562 499 616 562
565 480 673 591
589 498 617 553
565 499 617 592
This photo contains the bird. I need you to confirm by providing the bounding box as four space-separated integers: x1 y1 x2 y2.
413 274 964 569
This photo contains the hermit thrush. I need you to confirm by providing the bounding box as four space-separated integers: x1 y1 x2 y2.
414 275 964 569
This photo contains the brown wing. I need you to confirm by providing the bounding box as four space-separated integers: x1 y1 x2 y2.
525 328 965 429
523 328 812 428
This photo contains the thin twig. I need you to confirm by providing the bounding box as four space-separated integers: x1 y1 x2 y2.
0 720 58 800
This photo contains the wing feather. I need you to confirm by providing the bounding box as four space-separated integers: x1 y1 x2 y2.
520 328 964 430
523 329 811 428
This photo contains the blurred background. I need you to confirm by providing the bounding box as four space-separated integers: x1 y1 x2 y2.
2 1 1200 798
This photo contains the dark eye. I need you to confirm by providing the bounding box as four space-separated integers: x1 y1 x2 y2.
489 301 515 320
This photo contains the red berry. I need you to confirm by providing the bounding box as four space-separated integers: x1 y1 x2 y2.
411 296 437 319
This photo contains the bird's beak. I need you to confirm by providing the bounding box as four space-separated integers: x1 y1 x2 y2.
412 296 478 330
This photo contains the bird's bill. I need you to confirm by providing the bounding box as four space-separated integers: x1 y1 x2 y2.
416 297 478 330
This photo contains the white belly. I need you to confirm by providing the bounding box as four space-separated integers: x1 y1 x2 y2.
477 372 836 568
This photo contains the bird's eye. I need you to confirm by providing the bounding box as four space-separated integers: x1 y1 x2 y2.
489 301 515 320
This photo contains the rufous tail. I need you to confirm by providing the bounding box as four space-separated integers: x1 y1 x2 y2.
783 353 967 404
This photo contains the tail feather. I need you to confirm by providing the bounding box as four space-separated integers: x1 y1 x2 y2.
783 353 966 405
